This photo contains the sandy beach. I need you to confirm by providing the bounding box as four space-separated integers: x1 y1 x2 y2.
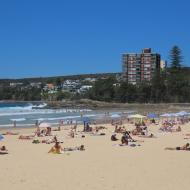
1 122 190 190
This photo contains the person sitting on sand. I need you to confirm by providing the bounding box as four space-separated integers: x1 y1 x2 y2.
165 143 190 151
0 146 8 154
111 134 118 141
48 141 64 154
141 126 148 136
35 127 41 137
114 125 118 133
85 123 92 132
121 133 129 145
72 124 77 133
45 127 52 136
0 146 7 151
151 118 156 124
132 125 143 135
176 126 181 132
69 130 75 138
94 127 99 133
115 126 126 133
124 131 136 142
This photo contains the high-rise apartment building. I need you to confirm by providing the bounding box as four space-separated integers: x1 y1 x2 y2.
122 48 161 85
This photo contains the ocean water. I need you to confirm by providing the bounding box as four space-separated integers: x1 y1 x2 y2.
0 102 127 128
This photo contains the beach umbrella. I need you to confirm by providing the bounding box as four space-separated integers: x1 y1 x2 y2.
147 113 158 119
128 114 146 123
176 111 188 117
110 114 121 118
128 114 146 119
169 113 179 117
160 113 171 117
39 122 51 128
0 134 4 141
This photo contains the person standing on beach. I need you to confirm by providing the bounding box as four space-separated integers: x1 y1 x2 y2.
13 120 16 128
35 120 39 127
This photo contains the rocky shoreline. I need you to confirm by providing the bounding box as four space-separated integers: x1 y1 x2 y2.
46 99 190 114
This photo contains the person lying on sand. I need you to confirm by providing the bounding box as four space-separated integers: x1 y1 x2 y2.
183 133 190 137
33 136 62 144
63 145 85 152
170 126 181 132
0 146 8 154
138 133 155 138
165 143 190 151
52 126 61 131
19 135 34 140
97 126 106 130
2 131 19 135
90 132 106 136
48 141 64 154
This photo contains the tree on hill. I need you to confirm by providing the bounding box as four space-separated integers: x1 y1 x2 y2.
167 46 188 102
170 45 183 70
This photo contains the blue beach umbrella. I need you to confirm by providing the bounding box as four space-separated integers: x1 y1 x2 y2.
176 111 188 117
82 117 90 123
147 113 158 119
0 134 4 141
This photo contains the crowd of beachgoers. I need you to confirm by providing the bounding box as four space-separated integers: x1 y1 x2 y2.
1 111 190 155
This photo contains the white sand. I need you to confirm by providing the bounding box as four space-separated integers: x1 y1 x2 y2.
1 123 190 190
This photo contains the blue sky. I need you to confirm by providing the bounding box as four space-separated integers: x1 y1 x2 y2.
0 0 189 78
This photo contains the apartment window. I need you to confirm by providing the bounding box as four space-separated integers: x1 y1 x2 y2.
144 64 151 68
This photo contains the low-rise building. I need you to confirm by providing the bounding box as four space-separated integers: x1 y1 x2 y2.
10 82 23 87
